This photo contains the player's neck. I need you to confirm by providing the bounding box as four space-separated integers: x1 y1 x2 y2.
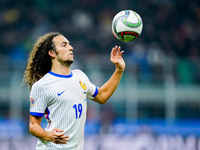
51 64 71 75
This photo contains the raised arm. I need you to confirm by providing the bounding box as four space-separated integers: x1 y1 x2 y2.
93 46 125 104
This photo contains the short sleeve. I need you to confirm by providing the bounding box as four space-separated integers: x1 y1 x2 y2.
86 82 99 100
29 83 48 117
74 69 99 100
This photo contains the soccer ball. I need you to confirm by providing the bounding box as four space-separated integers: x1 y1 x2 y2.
112 10 143 42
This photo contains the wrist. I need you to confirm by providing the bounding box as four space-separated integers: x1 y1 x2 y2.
116 67 125 72
42 131 52 141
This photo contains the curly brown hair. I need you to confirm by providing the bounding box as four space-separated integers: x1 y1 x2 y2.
23 32 61 89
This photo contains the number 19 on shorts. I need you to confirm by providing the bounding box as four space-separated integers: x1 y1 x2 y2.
73 103 82 119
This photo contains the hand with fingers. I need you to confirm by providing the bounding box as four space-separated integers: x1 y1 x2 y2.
48 128 69 144
110 46 126 71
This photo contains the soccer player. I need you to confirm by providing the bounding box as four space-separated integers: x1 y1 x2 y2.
23 32 125 150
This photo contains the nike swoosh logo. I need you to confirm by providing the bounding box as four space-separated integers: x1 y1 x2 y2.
58 90 66 96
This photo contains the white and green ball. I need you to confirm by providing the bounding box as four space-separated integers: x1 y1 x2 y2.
112 10 143 42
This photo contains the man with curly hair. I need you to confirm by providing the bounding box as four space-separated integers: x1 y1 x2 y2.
23 32 125 150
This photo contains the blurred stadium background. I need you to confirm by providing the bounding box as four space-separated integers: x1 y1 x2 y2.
0 0 200 149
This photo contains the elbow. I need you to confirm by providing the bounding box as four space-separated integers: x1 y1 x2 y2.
29 121 37 136
29 123 34 135
99 97 109 105
99 100 107 105
94 97 107 104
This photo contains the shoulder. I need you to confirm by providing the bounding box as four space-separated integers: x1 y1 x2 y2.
72 69 91 82
72 69 87 77
31 73 51 90
31 80 44 92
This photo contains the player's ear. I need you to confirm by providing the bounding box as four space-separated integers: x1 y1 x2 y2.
48 50 56 58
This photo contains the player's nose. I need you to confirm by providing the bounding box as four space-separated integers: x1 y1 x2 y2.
70 45 73 51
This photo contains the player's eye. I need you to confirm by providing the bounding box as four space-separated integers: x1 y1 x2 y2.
61 43 66 47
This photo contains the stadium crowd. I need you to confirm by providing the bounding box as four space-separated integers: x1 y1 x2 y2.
0 0 200 84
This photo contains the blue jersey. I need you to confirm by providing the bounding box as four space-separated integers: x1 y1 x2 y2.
30 69 98 150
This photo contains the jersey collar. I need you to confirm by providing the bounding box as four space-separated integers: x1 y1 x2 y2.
48 71 73 78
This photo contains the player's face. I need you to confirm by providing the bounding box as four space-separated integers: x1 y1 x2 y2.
53 35 74 65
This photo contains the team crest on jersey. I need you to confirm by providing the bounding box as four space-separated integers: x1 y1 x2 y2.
30 97 35 106
79 80 87 94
